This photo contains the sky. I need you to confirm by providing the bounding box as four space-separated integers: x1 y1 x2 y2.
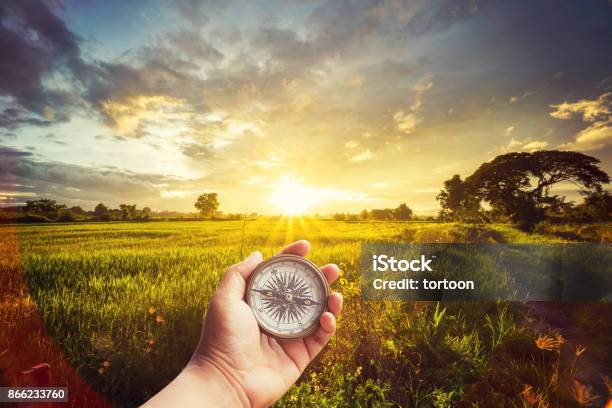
0 0 611 215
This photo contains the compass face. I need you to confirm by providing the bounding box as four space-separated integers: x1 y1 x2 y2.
247 254 329 338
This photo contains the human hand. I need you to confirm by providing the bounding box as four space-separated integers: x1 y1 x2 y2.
145 240 342 408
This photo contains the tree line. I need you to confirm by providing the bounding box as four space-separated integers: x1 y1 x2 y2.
331 151 609 230
0 199 153 223
1 150 608 229
333 203 414 221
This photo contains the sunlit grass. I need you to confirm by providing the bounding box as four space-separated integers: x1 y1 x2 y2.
1 219 610 407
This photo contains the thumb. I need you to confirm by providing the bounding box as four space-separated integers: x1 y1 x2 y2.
216 251 263 299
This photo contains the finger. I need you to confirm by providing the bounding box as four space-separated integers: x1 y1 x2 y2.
327 292 343 316
234 251 263 280
319 311 336 332
320 263 340 284
278 240 310 257
217 251 263 298
304 312 336 359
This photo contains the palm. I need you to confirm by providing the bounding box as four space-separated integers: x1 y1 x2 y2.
202 295 303 406
196 241 342 408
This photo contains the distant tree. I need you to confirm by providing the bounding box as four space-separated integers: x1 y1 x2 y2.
94 203 108 216
575 190 612 221
394 203 413 220
69 206 86 215
360 209 369 220
333 213 346 221
141 207 152 220
57 209 76 222
347 214 359 222
195 193 219 218
436 175 481 221
370 208 395 221
24 199 65 218
119 204 137 220
465 151 610 230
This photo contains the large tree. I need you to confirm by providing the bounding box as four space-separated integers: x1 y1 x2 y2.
195 193 219 218
464 151 609 229
436 174 481 221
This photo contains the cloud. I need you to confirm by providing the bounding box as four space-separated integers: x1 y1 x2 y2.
550 92 610 122
393 77 433 134
170 0 228 27
521 140 548 151
566 121 612 151
403 0 484 36
351 149 373 162
494 138 549 154
0 1 85 128
393 111 421 134
349 75 365 88
0 146 197 208
551 92 612 150
179 141 214 159
505 126 515 135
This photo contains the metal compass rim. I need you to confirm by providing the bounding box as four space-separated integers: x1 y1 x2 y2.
246 254 330 339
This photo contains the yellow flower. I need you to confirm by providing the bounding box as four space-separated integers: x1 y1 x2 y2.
156 314 165 323
601 375 612 397
148 306 157 314
522 384 543 405
535 335 554 351
535 334 564 351
102 360 110 368
570 380 600 407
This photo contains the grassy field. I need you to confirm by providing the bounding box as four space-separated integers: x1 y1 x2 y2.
1 219 611 407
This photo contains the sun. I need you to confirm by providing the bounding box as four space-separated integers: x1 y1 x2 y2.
270 177 320 215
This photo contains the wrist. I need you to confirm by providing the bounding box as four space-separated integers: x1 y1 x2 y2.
185 354 251 408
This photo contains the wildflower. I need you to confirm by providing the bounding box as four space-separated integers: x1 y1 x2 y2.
522 384 543 405
102 360 110 368
570 380 600 406
355 366 363 376
535 335 554 351
535 334 564 351
98 367 105 375
148 339 155 345
601 375 612 396
555 334 565 346
156 314 165 323
148 306 157 314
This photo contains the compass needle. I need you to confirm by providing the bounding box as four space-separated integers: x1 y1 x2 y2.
246 254 330 338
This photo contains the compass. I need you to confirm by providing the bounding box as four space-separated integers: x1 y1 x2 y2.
246 254 329 338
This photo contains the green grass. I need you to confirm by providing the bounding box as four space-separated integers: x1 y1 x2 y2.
3 219 611 407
